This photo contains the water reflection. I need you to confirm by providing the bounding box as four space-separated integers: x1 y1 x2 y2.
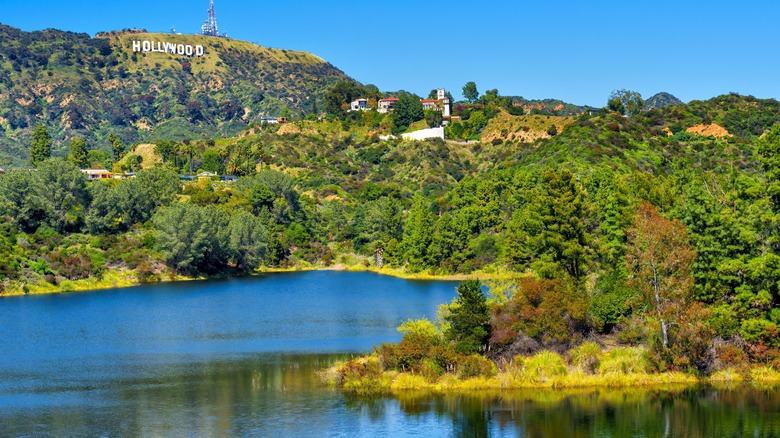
1 353 780 436
2 273 780 436
389 386 780 438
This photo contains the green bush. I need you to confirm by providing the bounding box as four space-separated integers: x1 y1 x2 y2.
616 314 650 345
339 356 387 396
457 354 496 379
29 258 52 275
419 358 444 381
741 319 779 347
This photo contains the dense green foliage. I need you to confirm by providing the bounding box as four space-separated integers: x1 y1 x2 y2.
1 90 780 371
391 93 424 133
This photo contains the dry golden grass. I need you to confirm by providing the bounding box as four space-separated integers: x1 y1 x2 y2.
480 112 575 143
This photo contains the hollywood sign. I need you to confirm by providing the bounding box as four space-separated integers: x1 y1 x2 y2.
131 40 205 57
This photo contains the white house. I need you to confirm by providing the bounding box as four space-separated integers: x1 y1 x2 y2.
81 169 113 180
419 89 452 117
349 98 369 111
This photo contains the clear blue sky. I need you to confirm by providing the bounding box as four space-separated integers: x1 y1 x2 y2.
2 0 778 106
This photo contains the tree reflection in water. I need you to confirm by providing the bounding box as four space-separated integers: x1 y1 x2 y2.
378 386 780 437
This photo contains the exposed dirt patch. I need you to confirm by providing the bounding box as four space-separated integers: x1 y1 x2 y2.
128 143 162 169
686 123 732 138
480 112 574 143
135 118 153 131
59 95 75 107
278 123 317 135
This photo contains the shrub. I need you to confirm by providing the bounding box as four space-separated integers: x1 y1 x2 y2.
709 305 740 337
741 319 779 347
29 258 52 275
375 342 399 370
502 277 588 347
428 345 459 374
457 355 496 379
713 341 749 371
588 282 632 333
339 356 387 396
524 351 568 381
615 314 649 345
419 358 444 381
135 261 157 283
599 347 650 374
569 342 602 374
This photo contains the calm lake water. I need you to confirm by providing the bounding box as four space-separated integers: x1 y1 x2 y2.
1 271 779 437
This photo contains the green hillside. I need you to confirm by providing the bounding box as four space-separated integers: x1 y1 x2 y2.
3 92 780 375
0 25 352 166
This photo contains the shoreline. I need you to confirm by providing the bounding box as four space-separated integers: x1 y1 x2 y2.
322 359 780 397
0 263 519 298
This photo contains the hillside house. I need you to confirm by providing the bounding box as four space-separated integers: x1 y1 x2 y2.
0 168 4 174
81 169 113 180
421 99 439 111
349 98 369 111
377 89 452 117
378 97 399 113
430 88 452 117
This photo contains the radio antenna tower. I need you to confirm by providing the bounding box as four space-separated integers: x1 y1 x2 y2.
201 0 219 37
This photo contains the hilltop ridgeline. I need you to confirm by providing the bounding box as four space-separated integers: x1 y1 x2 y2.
0 24 352 165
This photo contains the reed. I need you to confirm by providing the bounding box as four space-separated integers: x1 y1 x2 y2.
598 347 650 375
569 342 602 374
524 351 569 382
750 366 780 386
709 368 745 385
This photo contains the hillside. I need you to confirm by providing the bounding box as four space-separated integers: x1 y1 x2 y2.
479 112 575 144
0 24 352 166
512 94 780 174
3 93 780 374
644 92 682 109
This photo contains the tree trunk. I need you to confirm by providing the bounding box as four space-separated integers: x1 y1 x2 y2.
660 317 669 349
651 262 668 348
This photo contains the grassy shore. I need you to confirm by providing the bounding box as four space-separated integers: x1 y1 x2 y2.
259 263 522 282
321 349 780 397
1 260 510 298
0 268 198 298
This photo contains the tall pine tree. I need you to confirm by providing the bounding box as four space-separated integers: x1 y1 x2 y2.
444 280 490 354
400 195 435 271
68 137 89 169
30 124 52 167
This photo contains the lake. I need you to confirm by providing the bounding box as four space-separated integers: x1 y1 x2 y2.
1 271 779 437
